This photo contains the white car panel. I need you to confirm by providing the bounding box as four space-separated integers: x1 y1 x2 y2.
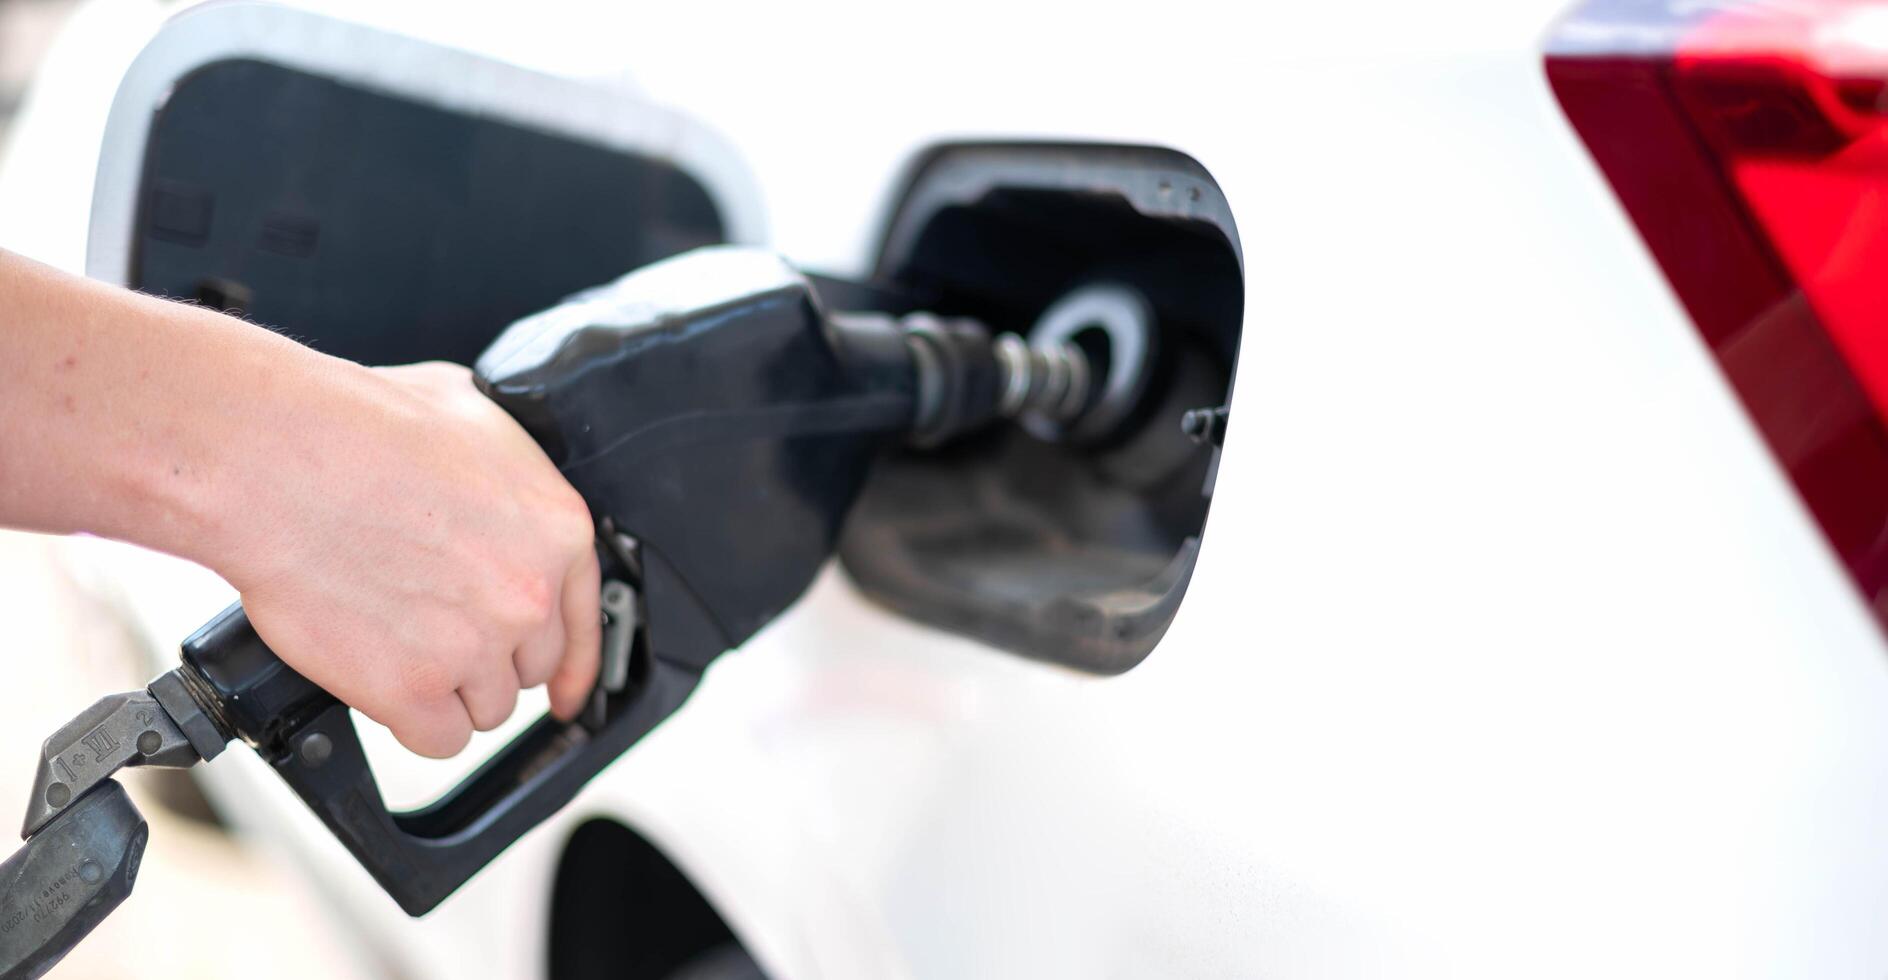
8 1 1888 977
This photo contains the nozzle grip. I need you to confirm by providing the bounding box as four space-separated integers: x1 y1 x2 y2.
179 603 700 916
171 247 925 915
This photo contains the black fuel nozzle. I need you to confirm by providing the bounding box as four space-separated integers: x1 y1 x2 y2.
474 245 1108 661
0 247 1138 973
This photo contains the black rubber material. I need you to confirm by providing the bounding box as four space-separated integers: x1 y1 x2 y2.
0 781 147 980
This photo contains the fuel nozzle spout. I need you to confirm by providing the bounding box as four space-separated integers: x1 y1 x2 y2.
835 280 1156 450
852 311 1091 449
904 317 1093 448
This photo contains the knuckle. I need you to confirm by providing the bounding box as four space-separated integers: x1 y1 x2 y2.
437 620 486 666
430 723 473 758
391 713 469 759
502 574 557 628
552 490 595 544
471 688 519 732
516 652 557 689
395 654 454 704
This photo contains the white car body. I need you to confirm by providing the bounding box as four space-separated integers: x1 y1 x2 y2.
6 1 1887 977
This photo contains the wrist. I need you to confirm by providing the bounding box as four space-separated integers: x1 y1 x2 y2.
123 307 383 585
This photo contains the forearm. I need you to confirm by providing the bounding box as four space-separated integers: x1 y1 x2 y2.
0 249 375 573
0 248 600 749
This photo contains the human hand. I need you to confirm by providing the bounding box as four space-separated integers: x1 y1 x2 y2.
221 361 602 757
0 249 601 757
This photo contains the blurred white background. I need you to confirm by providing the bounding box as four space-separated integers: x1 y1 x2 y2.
0 1 69 142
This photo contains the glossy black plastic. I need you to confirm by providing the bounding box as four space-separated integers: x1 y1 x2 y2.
177 569 693 915
476 246 917 665
179 605 332 753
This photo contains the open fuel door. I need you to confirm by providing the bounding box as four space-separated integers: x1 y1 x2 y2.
85 3 765 366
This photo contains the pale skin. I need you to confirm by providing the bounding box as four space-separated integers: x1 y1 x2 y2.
0 248 601 758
